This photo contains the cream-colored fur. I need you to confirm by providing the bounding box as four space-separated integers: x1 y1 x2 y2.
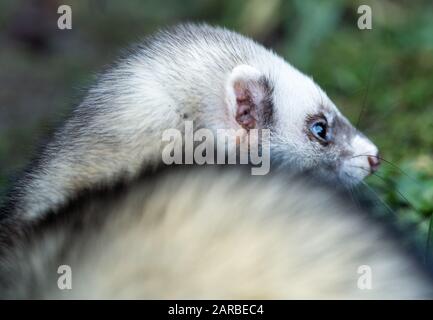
1 168 430 299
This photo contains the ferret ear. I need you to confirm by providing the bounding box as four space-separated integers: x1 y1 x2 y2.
225 65 272 130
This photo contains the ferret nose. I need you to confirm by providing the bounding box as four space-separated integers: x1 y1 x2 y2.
368 154 381 173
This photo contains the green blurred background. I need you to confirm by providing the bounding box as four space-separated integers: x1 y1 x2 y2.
0 0 432 241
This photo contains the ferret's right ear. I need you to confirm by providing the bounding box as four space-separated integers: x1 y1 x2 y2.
225 65 272 130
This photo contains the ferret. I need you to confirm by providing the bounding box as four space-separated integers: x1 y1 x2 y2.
0 166 431 299
1 23 379 224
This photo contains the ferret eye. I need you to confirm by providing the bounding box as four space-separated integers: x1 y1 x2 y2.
310 121 329 142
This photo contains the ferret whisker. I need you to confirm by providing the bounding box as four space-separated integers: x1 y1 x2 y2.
356 62 376 129
345 168 399 216
371 172 416 210
363 169 431 264
343 171 393 215
364 166 433 264
359 180 396 216
349 165 418 214
350 154 420 184
346 184 362 210
356 97 407 134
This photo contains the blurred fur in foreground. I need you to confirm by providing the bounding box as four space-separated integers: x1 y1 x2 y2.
0 167 431 299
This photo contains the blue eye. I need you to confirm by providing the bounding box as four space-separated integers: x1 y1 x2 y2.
310 121 329 142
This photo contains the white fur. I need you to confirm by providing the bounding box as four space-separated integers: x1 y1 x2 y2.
341 135 380 184
12 24 378 220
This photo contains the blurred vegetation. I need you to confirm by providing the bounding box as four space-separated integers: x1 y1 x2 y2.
0 1 432 245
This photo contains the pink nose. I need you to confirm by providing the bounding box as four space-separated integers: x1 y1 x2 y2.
368 155 381 173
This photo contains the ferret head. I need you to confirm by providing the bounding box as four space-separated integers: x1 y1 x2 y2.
224 63 379 186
